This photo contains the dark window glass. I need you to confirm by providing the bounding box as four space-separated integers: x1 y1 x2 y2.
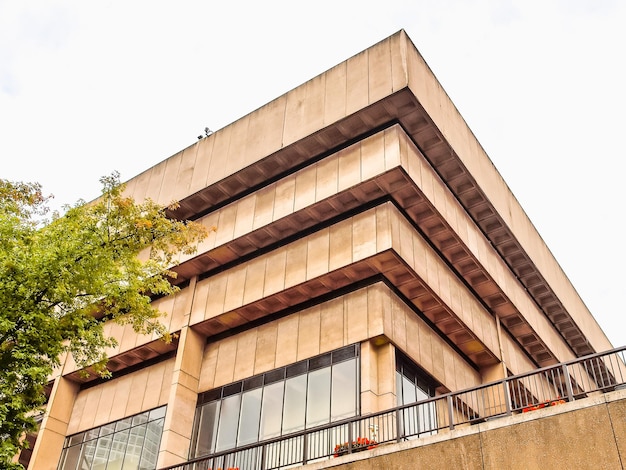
200 388 221 403
309 353 331 371
223 382 242 397
264 368 285 385
243 375 264 391
286 361 307 378
332 345 356 362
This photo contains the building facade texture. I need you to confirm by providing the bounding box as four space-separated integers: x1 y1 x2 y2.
26 30 613 470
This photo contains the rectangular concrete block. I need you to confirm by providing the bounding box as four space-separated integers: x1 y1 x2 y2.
275 315 299 368
297 305 321 361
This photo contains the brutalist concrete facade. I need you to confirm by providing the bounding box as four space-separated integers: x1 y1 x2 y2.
27 30 614 469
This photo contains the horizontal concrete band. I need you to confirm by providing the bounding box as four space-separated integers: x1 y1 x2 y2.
72 126 577 383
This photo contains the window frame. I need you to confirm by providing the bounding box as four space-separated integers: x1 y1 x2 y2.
191 344 360 459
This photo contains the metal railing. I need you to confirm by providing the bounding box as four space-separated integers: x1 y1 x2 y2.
161 345 626 470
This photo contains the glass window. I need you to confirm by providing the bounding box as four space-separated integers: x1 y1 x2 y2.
396 352 438 438
306 368 331 427
125 424 147 467
259 381 284 440
91 433 113 469
140 417 164 469
193 401 220 456
108 429 130 469
192 344 359 458
58 406 166 470
59 445 81 470
282 374 307 433
215 394 241 451
237 388 262 446
331 358 357 421
78 439 96 470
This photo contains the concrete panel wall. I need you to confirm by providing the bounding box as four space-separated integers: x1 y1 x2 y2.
123 34 409 210
176 124 576 370
197 282 481 401
66 358 174 435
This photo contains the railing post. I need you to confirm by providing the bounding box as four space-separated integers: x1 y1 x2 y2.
348 420 353 452
302 431 308 465
447 395 455 430
396 408 402 443
504 378 512 416
562 364 575 402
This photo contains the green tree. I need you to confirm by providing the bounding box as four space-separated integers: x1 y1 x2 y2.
0 173 208 468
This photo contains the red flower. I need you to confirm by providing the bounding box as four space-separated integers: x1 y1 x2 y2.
333 437 378 457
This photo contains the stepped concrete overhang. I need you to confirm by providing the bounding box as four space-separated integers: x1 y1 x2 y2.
123 30 611 371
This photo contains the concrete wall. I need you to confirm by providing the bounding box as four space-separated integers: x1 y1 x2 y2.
26 30 616 470
309 389 626 470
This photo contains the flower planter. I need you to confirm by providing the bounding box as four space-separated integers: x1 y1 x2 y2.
333 438 377 457
522 398 566 413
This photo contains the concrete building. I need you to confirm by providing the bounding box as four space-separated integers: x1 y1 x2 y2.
26 30 621 470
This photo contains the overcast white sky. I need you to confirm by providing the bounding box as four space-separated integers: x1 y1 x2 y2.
2 0 625 350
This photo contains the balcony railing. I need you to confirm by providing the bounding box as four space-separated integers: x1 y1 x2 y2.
161 345 626 470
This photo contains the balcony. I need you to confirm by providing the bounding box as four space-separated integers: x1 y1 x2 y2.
161 346 626 470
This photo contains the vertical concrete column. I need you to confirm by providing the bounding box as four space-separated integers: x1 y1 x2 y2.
156 326 205 468
479 362 508 417
27 377 79 470
360 337 397 415
474 314 509 418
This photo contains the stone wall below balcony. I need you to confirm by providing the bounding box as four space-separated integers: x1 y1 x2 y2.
305 388 626 470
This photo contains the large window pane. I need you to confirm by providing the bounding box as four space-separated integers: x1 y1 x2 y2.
396 354 438 440
259 381 284 440
306 368 330 427
59 445 81 470
191 345 361 461
282 375 307 434
402 375 418 436
193 401 220 457
91 433 113 470
331 359 357 421
215 394 241 451
78 438 97 470
402 376 417 404
238 388 262 446
107 428 130 469
139 417 164 469
59 407 165 470
124 424 146 468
